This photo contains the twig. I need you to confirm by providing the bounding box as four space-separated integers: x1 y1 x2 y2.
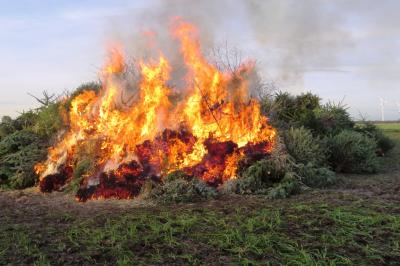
193 80 223 135
27 91 56 106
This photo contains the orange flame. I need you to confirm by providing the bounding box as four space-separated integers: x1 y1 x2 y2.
36 20 276 200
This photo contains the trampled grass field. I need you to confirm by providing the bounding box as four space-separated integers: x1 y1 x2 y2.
0 123 399 265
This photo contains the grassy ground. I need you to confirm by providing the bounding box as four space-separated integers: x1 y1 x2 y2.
376 122 400 134
1 124 400 265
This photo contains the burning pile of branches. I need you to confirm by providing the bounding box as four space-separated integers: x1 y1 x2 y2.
35 19 276 201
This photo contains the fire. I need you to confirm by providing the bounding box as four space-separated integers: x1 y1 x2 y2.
36 19 276 201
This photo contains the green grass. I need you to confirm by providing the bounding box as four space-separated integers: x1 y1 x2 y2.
0 123 399 265
1 199 399 265
376 122 400 141
375 122 400 132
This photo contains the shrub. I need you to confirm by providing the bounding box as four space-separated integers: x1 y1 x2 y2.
0 130 42 155
294 93 321 129
139 179 159 200
237 151 292 194
1 116 13 124
67 140 103 193
313 102 354 135
0 130 47 189
72 82 101 97
263 91 355 137
355 122 395 155
164 170 191 182
237 144 294 194
0 116 16 140
194 180 218 199
265 92 321 129
151 174 217 203
12 111 38 131
65 82 101 110
260 96 277 120
153 179 195 202
218 179 239 195
272 92 297 124
295 163 336 188
266 172 301 199
236 163 266 194
33 103 65 138
72 139 102 166
262 92 357 138
325 130 380 173
67 159 95 193
376 134 395 155
283 127 325 166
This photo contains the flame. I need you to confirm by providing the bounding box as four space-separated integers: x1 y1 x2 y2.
36 19 276 201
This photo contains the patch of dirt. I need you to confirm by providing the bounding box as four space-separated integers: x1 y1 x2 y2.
334 170 400 201
0 187 156 221
1 160 400 225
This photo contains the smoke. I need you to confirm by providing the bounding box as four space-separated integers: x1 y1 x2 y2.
104 0 356 93
244 0 351 85
101 0 399 104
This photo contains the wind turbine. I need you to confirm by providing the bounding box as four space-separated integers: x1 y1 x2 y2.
396 101 400 116
380 98 388 121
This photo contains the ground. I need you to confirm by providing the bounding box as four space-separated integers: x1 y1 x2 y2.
1 124 399 265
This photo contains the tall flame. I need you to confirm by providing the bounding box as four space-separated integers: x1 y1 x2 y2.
36 19 276 201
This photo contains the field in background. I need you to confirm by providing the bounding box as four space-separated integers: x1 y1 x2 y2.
377 123 400 149
0 123 399 265
376 122 400 133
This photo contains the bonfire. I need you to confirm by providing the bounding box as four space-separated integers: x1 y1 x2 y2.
35 19 276 201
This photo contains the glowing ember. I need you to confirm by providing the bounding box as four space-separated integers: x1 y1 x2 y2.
36 19 276 201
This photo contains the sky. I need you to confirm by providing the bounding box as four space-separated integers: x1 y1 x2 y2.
0 0 399 120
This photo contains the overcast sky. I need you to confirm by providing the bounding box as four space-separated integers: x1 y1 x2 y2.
1 0 399 120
